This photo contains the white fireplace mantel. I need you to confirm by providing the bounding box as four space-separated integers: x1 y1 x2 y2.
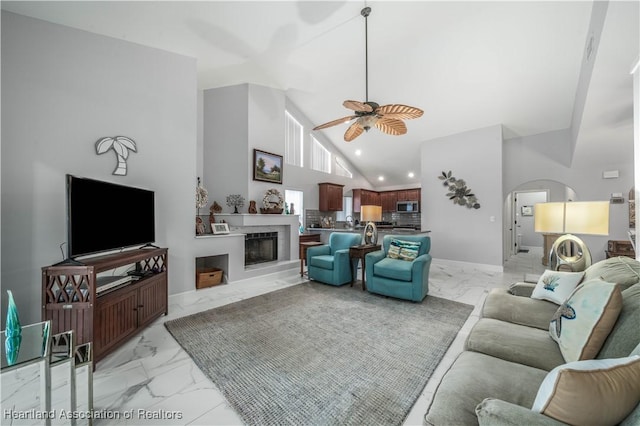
215 213 300 228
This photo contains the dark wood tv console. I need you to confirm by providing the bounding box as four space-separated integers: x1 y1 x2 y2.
42 247 168 367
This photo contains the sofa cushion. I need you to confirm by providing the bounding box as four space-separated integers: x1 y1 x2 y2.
386 238 421 261
373 257 413 282
531 270 584 305
532 356 640 426
583 256 640 290
425 351 548 426
597 284 640 359
308 254 334 270
476 398 568 426
549 279 622 362
466 318 565 371
482 288 558 330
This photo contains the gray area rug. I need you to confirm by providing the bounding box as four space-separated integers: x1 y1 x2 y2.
165 281 473 425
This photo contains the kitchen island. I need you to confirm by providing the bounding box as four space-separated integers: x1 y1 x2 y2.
306 227 430 244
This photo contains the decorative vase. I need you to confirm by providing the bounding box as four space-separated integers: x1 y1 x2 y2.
290 203 295 215
234 205 239 214
5 290 22 365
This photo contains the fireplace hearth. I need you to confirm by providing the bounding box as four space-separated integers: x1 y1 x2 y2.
245 232 278 266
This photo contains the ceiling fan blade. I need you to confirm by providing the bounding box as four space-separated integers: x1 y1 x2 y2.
375 117 407 136
313 115 357 131
344 122 364 142
343 100 373 113
376 104 424 120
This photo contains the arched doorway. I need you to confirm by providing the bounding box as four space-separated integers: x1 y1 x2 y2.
503 180 577 264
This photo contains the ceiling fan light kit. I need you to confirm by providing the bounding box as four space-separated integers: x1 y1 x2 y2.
313 6 423 142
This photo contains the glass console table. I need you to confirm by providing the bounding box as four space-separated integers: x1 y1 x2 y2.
1 321 93 426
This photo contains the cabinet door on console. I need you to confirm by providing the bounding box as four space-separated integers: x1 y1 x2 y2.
137 275 168 328
94 287 138 359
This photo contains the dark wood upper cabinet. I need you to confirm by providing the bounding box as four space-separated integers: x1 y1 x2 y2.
319 183 344 211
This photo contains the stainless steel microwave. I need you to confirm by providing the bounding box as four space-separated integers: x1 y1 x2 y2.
397 201 419 213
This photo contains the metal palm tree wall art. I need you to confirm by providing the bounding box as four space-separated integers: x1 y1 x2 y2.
95 136 137 176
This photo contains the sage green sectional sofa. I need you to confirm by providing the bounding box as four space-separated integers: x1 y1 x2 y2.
425 256 640 426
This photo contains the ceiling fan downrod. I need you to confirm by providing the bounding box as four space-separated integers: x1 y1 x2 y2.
361 6 371 104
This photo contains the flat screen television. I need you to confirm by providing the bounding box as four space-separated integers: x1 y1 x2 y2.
66 174 155 258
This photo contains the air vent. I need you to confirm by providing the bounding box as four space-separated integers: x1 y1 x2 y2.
586 33 595 62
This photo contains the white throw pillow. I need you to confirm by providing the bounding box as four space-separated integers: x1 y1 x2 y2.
532 356 640 426
549 279 623 362
531 270 584 304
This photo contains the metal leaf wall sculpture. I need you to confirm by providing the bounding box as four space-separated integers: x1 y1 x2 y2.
438 171 481 209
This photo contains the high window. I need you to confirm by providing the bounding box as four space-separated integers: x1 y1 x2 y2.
285 111 303 167
285 189 304 229
311 136 331 173
335 157 353 178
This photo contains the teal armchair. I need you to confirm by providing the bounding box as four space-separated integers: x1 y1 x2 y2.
307 232 362 286
365 234 431 302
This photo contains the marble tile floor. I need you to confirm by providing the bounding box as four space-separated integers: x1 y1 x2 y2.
2 249 546 426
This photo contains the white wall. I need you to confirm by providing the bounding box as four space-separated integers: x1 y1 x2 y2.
421 125 504 267
1 12 198 325
201 85 372 215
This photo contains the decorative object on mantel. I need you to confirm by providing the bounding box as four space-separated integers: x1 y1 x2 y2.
196 177 208 211
248 200 258 214
290 203 295 215
195 177 209 235
209 205 216 228
226 194 245 214
261 188 284 214
212 201 223 213
212 223 230 235
196 217 206 235
253 149 283 184
438 171 481 209
95 136 137 176
5 290 22 365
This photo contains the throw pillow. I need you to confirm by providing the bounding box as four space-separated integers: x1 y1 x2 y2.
531 270 584 304
531 356 640 426
387 239 421 262
549 279 623 362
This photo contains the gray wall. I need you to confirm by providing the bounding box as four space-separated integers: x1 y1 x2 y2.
421 125 504 267
1 12 198 325
504 129 634 261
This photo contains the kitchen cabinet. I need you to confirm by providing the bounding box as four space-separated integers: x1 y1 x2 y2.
380 191 398 212
319 183 344 211
397 189 421 201
353 189 381 212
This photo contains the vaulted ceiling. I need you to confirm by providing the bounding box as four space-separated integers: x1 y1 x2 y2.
3 1 638 186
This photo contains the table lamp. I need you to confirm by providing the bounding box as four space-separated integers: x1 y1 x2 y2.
361 205 382 245
534 201 609 271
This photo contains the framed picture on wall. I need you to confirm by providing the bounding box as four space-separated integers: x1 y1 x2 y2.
253 149 283 184
521 205 533 216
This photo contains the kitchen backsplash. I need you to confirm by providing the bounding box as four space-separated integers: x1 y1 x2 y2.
304 210 421 229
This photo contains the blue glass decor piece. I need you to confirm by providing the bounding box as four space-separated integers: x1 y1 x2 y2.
5 290 22 365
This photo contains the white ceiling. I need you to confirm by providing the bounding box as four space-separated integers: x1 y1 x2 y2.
3 1 638 187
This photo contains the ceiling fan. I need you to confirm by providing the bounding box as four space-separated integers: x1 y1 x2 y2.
313 6 424 142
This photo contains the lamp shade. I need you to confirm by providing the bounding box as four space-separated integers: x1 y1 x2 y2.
361 205 382 222
564 201 609 235
534 202 565 233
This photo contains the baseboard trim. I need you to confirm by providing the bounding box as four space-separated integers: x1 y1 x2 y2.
431 258 504 273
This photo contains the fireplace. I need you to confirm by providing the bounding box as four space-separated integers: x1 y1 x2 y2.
245 232 278 265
